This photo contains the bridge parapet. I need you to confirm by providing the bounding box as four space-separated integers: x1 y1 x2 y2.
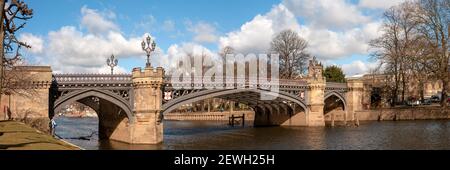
162 76 310 103
54 74 132 84
164 76 308 90
52 74 133 92
325 82 348 93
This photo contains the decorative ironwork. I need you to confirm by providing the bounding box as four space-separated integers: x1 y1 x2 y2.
52 74 134 104
141 35 157 68
106 54 118 75
50 73 349 117
54 74 132 84
112 90 131 101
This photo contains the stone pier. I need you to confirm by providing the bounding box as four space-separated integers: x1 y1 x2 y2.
345 78 364 122
108 67 165 144
305 59 326 126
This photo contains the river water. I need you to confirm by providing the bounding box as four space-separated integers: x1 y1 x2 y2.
54 117 450 150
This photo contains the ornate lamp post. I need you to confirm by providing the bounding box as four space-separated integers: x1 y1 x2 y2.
106 54 118 75
141 35 156 68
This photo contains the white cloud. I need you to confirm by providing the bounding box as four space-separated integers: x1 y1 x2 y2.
44 26 146 73
186 21 218 43
22 6 151 73
19 33 44 54
97 65 127 74
358 0 407 9
219 16 273 54
341 60 378 76
163 42 216 71
299 21 382 59
283 0 370 29
219 4 298 54
80 6 119 35
219 4 382 59
265 4 301 34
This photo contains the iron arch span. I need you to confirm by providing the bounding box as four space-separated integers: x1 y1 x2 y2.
161 88 308 117
53 89 134 123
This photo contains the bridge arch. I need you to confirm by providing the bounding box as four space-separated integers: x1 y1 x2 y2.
162 89 308 116
54 89 134 123
324 91 347 111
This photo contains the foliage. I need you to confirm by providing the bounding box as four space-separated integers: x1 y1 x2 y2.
323 65 346 83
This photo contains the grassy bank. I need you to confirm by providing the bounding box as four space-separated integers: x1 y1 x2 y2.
0 120 79 150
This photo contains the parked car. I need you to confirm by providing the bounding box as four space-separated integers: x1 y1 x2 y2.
406 100 420 106
421 98 432 105
431 95 440 103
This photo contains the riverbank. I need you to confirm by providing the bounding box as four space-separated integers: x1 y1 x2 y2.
356 106 450 121
0 120 79 150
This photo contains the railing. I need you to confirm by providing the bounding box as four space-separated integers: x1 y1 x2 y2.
164 76 308 87
53 74 132 84
326 82 348 89
52 74 347 89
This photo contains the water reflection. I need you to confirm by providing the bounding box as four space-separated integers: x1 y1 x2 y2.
55 117 450 150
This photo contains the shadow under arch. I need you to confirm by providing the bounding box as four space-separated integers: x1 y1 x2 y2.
324 91 347 115
162 88 308 115
162 88 309 126
54 89 134 123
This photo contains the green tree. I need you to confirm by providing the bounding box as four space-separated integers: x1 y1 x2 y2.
323 65 346 83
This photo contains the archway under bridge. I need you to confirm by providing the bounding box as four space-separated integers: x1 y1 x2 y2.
161 88 309 126
52 89 133 141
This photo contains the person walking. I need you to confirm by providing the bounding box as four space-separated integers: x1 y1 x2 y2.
49 118 57 137
5 106 12 120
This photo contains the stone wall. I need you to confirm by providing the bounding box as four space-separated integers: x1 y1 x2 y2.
356 107 450 121
324 108 346 121
280 111 307 126
0 66 52 132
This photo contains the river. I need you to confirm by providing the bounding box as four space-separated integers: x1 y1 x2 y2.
54 117 450 150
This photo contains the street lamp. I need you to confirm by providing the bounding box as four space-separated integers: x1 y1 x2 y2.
106 54 118 75
141 35 156 68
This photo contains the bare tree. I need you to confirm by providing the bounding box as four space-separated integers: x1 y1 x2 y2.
370 5 404 106
415 0 449 107
271 29 310 79
370 0 449 107
1 0 33 69
408 36 435 101
219 46 234 59
370 1 426 106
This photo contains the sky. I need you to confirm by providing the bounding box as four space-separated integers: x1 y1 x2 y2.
18 0 407 76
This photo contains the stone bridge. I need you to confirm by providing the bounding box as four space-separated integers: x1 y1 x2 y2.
1 61 364 144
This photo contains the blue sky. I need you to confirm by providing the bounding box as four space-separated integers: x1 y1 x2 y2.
25 0 279 49
18 0 406 76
